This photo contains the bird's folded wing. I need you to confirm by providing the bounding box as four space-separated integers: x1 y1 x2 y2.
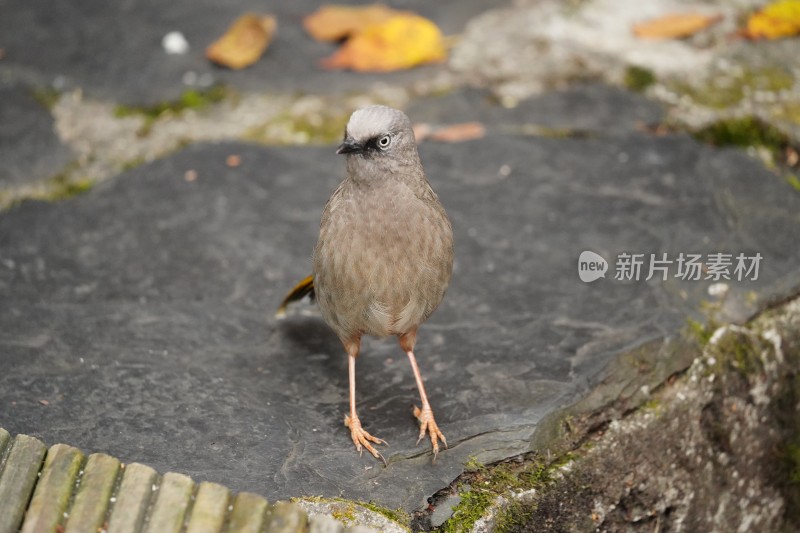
275 274 315 318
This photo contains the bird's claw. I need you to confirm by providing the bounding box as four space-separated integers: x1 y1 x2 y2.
413 405 447 462
345 414 388 466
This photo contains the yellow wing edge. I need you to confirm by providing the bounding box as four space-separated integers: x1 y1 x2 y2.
275 274 315 319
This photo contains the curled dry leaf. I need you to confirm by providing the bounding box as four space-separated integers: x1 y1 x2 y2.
745 0 800 39
633 12 722 40
226 154 241 168
413 122 486 143
412 122 433 142
206 13 277 70
322 13 446 72
303 4 398 42
429 122 486 143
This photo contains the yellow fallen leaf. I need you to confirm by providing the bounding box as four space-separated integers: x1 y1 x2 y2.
303 4 399 42
633 12 721 40
206 14 277 70
322 13 446 72
745 0 800 39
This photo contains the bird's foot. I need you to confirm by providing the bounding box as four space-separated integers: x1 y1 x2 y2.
413 405 447 462
344 414 388 466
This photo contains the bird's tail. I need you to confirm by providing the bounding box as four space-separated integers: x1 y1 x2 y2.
275 275 315 318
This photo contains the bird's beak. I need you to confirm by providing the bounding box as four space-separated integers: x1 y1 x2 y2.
336 138 363 155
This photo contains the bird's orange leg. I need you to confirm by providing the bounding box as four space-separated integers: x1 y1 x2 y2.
399 331 447 462
343 337 387 465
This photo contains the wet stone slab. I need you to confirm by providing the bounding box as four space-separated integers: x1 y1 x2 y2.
0 0 489 106
0 84 74 188
1 120 799 512
407 84 665 137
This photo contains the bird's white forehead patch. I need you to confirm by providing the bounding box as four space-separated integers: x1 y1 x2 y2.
346 105 410 142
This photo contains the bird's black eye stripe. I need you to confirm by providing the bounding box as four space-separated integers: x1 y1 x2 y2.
364 134 390 151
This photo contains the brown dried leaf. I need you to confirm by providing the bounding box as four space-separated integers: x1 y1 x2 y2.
414 122 486 143
412 122 433 142
633 12 721 40
429 122 486 143
206 14 277 70
303 4 399 42
226 154 241 168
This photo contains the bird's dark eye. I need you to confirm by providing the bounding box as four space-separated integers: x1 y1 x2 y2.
377 135 391 149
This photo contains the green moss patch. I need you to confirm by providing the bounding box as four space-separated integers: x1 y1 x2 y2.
671 66 794 110
114 86 229 120
624 65 656 93
441 455 570 532
692 116 790 155
47 174 93 200
297 495 410 529
243 111 350 146
32 87 61 110
357 500 411 525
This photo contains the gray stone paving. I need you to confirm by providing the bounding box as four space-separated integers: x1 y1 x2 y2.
0 85 73 187
1 0 799 526
0 0 489 105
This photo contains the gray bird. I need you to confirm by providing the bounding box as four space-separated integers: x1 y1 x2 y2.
278 105 454 463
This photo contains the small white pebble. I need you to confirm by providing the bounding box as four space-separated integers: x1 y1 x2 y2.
498 164 511 177
162 31 190 55
677 392 686 401
53 75 68 91
182 71 198 86
110 497 116 503
708 282 729 297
